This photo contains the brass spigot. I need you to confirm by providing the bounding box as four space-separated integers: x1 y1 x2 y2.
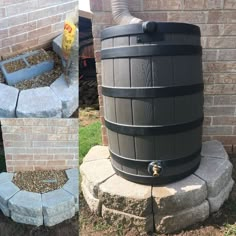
153 164 160 177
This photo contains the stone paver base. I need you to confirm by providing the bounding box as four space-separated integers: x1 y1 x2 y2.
80 141 234 234
0 168 78 226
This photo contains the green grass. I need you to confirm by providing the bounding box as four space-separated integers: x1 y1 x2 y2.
79 121 102 164
224 223 236 236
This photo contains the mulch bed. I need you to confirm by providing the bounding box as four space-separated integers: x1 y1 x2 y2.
12 170 68 193
0 50 63 90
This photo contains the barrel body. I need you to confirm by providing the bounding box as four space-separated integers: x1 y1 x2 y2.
101 22 204 185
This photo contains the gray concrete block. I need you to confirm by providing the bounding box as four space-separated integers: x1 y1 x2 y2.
83 145 110 162
52 34 63 59
66 168 78 180
201 140 228 159
16 87 62 118
50 75 78 118
0 182 20 206
98 174 152 217
102 206 153 233
0 172 14 184
42 188 74 216
155 201 209 234
194 157 232 197
81 180 101 215
63 178 78 206
0 84 19 118
11 211 43 226
80 159 115 198
0 201 10 217
152 174 207 215
208 178 234 213
44 207 75 227
8 191 42 217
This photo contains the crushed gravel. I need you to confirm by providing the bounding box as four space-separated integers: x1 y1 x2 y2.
4 59 27 73
12 170 68 193
0 50 63 90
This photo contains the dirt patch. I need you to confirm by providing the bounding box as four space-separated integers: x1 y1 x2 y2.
0 211 78 236
12 170 68 193
79 155 236 236
27 50 50 65
4 59 27 73
79 106 100 127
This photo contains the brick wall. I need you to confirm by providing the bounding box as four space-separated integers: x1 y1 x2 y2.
0 119 78 172
90 0 236 153
0 0 78 57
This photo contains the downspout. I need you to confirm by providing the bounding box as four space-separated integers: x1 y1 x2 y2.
111 0 142 24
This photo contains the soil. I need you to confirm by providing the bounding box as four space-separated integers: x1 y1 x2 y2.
79 155 236 236
27 50 51 65
12 170 68 193
79 106 100 127
4 59 27 73
0 211 78 236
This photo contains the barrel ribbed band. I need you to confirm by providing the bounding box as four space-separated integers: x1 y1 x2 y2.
101 45 202 59
101 22 200 40
102 83 203 98
105 117 203 136
110 148 201 167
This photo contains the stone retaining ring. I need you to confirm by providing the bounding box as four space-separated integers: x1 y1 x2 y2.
0 34 78 118
80 140 234 234
0 168 78 227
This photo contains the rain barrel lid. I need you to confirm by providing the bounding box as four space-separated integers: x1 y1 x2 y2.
101 21 201 40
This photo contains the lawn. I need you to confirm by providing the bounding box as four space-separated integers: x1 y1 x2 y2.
79 121 102 164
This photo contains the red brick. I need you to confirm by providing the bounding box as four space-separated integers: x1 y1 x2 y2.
208 11 236 23
6 1 38 16
9 22 36 36
218 49 236 60
93 13 113 24
12 155 33 160
0 47 11 57
2 33 27 47
37 14 62 28
224 0 236 9
204 106 235 116
33 155 53 160
197 24 221 36
203 126 233 135
202 50 217 61
168 12 207 23
135 12 167 22
14 166 34 171
184 0 206 9
0 29 8 39
144 0 182 10
213 117 236 125
38 31 61 44
207 0 223 9
5 154 12 160
204 73 236 84
223 24 236 35
47 160 66 166
204 95 214 106
28 6 58 21
28 26 52 39
203 116 212 126
8 13 28 26
53 154 75 160
102 135 108 146
214 95 232 105
205 84 236 95
224 145 233 154
0 8 6 17
12 39 38 52
213 136 236 145
203 62 236 73
206 37 236 48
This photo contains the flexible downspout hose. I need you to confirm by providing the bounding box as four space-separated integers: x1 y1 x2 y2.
111 0 142 24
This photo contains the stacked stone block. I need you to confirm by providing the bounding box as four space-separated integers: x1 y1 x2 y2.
80 141 234 234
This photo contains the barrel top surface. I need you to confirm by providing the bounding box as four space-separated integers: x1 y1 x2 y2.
101 22 201 40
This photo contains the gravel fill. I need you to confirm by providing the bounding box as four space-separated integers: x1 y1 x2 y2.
12 170 68 193
27 51 51 65
4 59 27 73
0 50 63 90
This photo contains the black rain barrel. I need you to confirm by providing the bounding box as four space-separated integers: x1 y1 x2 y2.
101 21 204 185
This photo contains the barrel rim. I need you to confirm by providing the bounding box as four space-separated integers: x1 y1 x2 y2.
101 22 201 40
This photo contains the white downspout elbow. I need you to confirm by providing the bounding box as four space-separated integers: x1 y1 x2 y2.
111 0 142 25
